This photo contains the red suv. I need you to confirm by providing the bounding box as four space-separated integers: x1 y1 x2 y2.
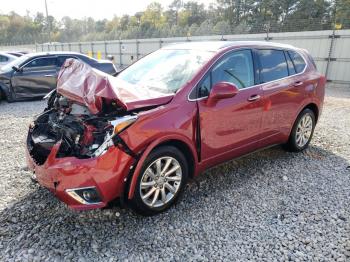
26 41 326 215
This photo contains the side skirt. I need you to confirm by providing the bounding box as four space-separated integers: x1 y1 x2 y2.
197 143 280 175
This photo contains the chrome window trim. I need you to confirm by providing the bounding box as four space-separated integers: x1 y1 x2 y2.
187 47 308 102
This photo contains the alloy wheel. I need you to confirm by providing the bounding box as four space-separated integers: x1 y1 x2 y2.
139 156 182 208
295 113 313 147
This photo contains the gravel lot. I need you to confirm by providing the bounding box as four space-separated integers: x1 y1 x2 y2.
0 85 349 261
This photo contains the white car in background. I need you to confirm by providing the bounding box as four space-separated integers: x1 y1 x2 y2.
0 52 17 66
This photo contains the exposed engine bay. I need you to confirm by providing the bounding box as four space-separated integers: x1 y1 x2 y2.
27 59 175 166
27 91 136 165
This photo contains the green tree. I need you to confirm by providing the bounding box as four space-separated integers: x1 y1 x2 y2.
0 0 345 45
336 0 350 28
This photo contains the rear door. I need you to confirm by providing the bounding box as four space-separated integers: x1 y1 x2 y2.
257 49 307 144
11 56 57 99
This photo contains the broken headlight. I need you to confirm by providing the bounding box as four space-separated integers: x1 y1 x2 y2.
93 115 138 157
110 115 138 135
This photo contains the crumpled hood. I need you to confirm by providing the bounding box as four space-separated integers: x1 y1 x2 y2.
57 59 174 114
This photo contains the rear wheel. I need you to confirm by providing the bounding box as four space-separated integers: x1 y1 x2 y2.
129 146 188 216
285 108 316 152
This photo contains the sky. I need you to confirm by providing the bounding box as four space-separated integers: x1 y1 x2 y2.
0 0 214 20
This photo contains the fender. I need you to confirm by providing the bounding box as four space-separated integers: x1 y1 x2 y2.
127 133 199 199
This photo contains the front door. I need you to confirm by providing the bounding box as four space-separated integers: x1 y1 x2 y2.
197 49 264 165
11 56 57 99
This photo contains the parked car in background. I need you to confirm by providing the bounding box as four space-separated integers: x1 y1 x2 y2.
6 51 25 57
0 51 118 102
26 41 325 216
0 52 17 66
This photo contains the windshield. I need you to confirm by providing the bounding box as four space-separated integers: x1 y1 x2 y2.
117 49 214 94
1 55 30 72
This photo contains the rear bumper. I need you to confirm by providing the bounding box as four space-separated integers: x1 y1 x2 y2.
26 142 134 210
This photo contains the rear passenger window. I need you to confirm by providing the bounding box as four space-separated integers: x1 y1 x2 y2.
257 49 288 83
288 51 306 73
57 56 78 67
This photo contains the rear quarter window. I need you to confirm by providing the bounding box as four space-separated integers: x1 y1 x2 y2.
285 51 296 75
288 50 306 73
308 55 317 69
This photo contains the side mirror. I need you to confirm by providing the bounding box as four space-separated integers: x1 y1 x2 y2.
12 66 22 72
207 82 239 105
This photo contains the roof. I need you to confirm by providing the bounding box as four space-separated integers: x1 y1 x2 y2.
24 51 84 57
0 52 17 58
163 41 296 52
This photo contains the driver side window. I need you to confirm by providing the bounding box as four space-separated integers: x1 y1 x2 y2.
196 49 255 99
24 57 56 69
212 49 254 89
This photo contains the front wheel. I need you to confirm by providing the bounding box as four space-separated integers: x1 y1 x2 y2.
284 108 316 152
0 89 5 101
129 146 188 216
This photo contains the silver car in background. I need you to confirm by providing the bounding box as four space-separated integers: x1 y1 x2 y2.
0 52 17 67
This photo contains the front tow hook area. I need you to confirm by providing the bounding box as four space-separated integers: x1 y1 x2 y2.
54 181 60 193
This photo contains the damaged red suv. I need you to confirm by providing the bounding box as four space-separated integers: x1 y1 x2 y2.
26 41 326 215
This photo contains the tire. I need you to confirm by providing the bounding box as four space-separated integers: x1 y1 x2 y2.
0 87 14 102
6 91 14 103
129 146 188 216
284 108 316 152
0 88 8 102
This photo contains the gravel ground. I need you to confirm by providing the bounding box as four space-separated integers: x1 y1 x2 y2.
0 85 349 261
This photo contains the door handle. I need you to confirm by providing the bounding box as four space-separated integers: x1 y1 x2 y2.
44 74 54 77
247 94 261 102
293 81 303 87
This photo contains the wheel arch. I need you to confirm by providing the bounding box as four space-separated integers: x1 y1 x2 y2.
126 135 198 200
287 101 319 139
0 83 10 100
153 139 196 179
303 103 319 123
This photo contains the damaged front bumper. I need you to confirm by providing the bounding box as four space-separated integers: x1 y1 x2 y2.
26 139 134 210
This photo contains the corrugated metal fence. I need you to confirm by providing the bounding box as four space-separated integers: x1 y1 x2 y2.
1 30 349 84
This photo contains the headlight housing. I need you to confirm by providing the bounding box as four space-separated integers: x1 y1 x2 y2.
93 115 137 157
110 115 138 134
